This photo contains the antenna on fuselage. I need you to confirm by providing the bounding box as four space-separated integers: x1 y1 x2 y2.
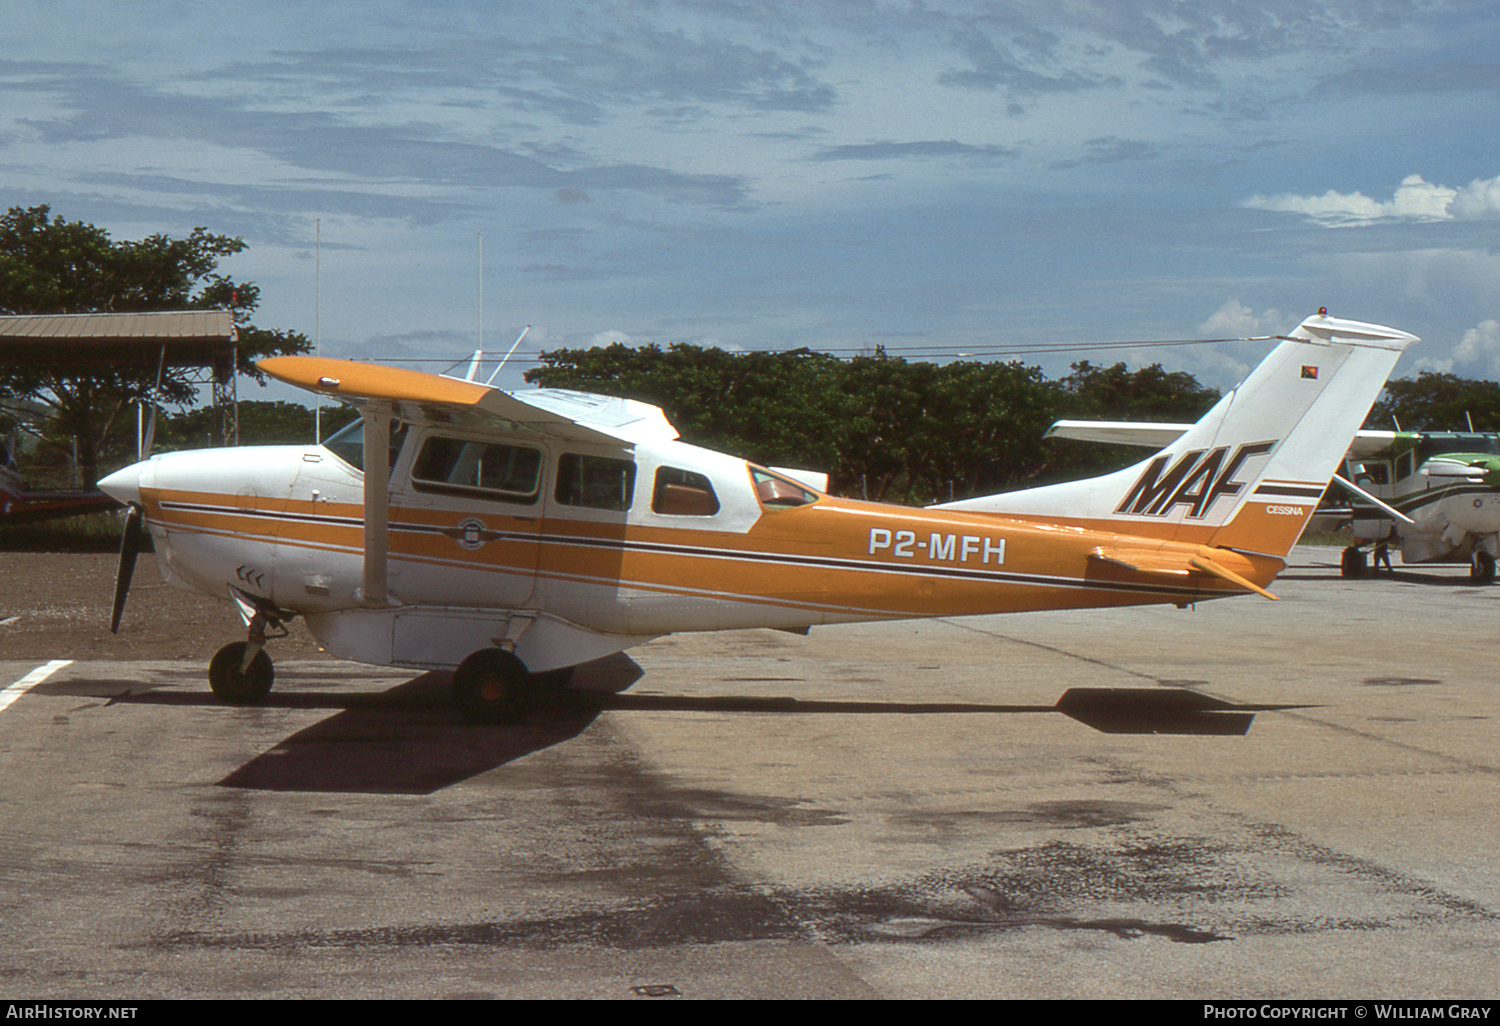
314 218 322 443
486 325 530 387
474 232 484 376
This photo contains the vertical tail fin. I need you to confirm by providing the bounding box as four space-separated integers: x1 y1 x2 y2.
937 312 1418 556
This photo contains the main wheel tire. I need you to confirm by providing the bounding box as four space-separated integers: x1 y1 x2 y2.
1340 546 1367 578
208 642 275 705
452 648 533 722
1471 551 1496 582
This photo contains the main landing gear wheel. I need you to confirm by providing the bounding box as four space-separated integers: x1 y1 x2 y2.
1340 546 1367 578
452 648 536 722
208 642 275 705
1471 551 1496 582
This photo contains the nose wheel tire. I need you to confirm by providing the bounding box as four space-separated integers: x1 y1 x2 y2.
208 642 275 705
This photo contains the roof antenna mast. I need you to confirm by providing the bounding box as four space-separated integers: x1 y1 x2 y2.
465 233 489 382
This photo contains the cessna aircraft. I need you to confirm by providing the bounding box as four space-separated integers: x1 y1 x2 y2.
1046 425 1500 580
97 312 1415 720
0 433 116 525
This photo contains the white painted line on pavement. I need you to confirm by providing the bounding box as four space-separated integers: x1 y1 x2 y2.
0 660 73 713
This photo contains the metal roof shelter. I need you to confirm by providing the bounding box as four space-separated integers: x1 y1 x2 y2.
0 310 241 446
0 310 237 380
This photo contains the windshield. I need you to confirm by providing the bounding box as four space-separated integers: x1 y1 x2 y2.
322 417 408 472
750 466 818 508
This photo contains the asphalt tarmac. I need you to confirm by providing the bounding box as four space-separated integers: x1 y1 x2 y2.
0 546 1496 1000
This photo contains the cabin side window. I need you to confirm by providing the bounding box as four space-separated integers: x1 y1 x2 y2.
555 453 635 511
652 467 720 516
410 436 542 504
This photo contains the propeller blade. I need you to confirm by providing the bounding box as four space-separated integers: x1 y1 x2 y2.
110 504 145 634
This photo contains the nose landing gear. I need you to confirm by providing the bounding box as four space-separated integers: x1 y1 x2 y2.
208 591 290 705
208 641 275 704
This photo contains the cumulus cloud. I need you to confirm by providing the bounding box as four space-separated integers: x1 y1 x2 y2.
1197 300 1288 337
1450 177 1500 219
1243 172 1500 227
1421 319 1500 377
590 329 641 346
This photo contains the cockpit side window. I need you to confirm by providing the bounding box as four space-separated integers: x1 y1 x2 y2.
750 466 818 509
556 453 636 511
323 416 408 473
411 436 542 503
652 467 720 516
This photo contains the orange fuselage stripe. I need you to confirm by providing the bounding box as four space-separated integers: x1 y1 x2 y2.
144 487 1283 621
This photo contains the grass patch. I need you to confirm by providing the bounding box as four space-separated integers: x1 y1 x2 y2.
0 509 139 552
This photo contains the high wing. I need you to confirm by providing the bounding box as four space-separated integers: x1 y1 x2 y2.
259 356 679 446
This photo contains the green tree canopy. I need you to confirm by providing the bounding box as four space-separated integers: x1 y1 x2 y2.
0 205 310 485
1367 372 1500 432
1040 360 1223 483
156 401 358 451
526 343 1198 503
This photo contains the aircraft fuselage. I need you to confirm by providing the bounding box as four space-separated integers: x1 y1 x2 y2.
110 431 1267 673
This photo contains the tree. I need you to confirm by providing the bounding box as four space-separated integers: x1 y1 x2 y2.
0 205 310 485
527 342 1068 502
525 342 1221 504
1366 372 1500 432
1040 360 1221 483
157 401 358 450
527 342 847 471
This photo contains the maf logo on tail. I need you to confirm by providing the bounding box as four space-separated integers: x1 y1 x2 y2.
1115 441 1277 519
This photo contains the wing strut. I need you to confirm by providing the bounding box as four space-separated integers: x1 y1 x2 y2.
361 404 392 606
1330 473 1416 526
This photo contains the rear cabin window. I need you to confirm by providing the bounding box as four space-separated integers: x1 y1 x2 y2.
652 467 720 516
410 436 542 504
556 453 635 511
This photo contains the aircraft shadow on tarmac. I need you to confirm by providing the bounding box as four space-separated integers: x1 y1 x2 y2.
64 655 1302 795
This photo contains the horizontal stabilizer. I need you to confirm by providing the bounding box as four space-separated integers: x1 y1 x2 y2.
1089 544 1280 600
1046 420 1193 448
1055 688 1311 735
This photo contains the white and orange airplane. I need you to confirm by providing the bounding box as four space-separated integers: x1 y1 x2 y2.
98 312 1416 720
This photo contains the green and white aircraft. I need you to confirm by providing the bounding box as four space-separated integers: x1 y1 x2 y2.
1046 423 1500 582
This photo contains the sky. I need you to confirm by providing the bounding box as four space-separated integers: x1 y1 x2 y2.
3 0 1499 401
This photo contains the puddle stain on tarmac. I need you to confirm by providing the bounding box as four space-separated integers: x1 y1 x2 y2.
139 802 1498 956
22 656 1500 965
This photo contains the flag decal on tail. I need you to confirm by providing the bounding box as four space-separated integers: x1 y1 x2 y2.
1301 365 1318 379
